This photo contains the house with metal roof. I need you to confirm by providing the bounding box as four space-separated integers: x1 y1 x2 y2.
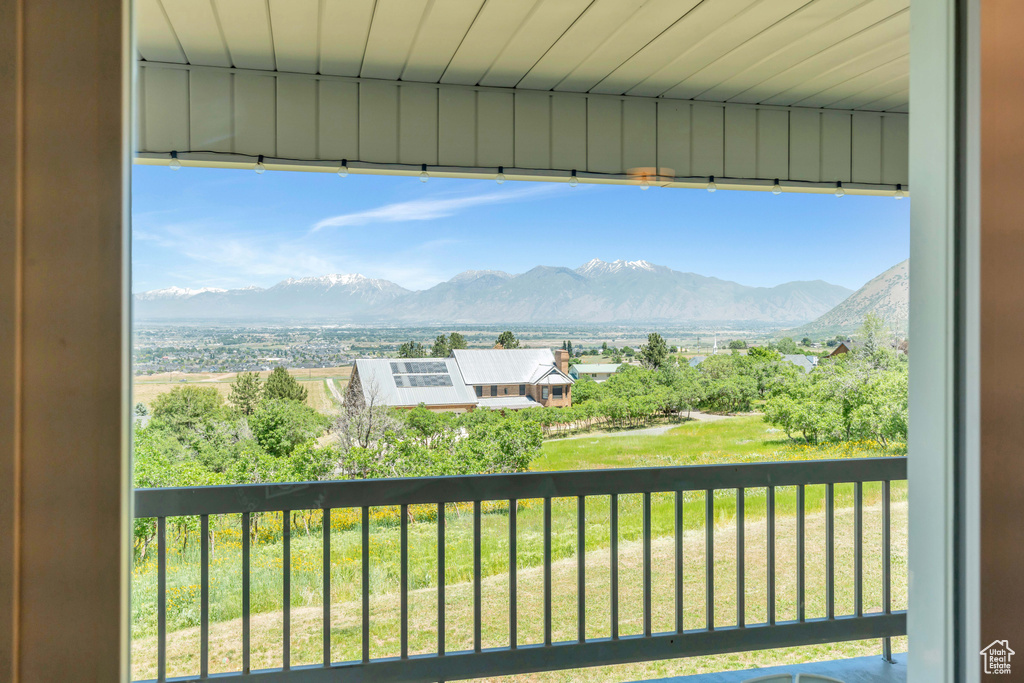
347 358 478 413
569 363 621 383
452 349 573 410
346 349 574 412
782 354 820 373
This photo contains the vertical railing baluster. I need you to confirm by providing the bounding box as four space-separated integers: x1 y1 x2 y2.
200 514 209 678
544 497 552 647
705 490 714 631
643 492 652 637
827 483 835 620
242 512 250 674
855 481 863 617
509 499 517 649
883 479 893 662
400 504 408 660
157 517 166 683
675 490 683 634
736 488 745 628
610 494 619 640
437 502 445 657
323 508 331 666
283 511 291 670
767 487 776 625
362 505 370 663
577 496 586 643
797 485 805 623
474 500 482 653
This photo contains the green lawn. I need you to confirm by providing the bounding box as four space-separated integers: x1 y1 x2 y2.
131 417 907 681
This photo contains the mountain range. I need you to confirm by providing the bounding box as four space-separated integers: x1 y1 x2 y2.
788 259 909 337
134 259 855 325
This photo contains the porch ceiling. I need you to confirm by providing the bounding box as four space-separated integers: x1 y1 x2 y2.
138 0 909 112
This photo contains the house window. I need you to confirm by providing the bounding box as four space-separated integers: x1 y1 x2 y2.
475 386 483 397
553 386 562 398
542 386 549 400
490 385 497 396
519 384 525 395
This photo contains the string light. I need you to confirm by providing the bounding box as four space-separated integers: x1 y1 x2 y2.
254 155 266 174
419 163 429 182
569 169 579 188
707 176 717 192
337 159 349 178
496 166 505 184
169 151 181 170
640 176 650 190
834 181 845 197
772 179 782 195
894 183 905 200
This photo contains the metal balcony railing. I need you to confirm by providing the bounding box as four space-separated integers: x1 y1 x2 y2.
133 457 906 683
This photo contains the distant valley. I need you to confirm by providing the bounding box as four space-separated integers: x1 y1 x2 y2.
134 259 855 326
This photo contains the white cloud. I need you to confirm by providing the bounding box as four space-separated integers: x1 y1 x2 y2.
310 185 554 232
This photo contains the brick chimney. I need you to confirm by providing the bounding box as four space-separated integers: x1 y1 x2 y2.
554 348 569 374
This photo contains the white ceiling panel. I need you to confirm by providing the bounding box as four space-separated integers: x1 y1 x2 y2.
361 0 431 80
137 0 911 111
401 0 487 83
158 0 231 67
136 0 187 64
213 0 275 71
478 0 592 88
319 0 376 77
268 0 320 74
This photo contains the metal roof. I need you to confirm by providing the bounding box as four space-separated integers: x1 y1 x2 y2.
137 0 908 112
353 358 478 408
782 354 819 372
476 396 541 411
452 348 572 385
572 364 622 374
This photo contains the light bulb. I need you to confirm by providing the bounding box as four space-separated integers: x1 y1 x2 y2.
419 164 429 183
169 151 181 170
707 176 717 192
894 183 905 200
834 181 845 197
640 177 650 190
772 179 782 195
496 166 505 184
254 155 266 174
569 170 579 188
337 160 349 178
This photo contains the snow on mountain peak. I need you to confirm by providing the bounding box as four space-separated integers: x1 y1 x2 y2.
577 258 658 276
284 273 369 287
136 286 227 299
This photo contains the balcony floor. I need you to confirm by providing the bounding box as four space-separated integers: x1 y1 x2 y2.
647 652 906 682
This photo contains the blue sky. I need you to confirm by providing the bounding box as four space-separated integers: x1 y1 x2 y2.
132 165 909 293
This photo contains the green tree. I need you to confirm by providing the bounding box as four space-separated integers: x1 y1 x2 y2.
431 334 450 358
639 332 669 369
150 385 225 438
134 402 148 417
622 346 635 357
601 341 608 354
264 366 308 403
448 332 468 350
495 331 520 349
567 340 574 356
801 337 813 346
249 398 330 458
229 371 263 415
728 339 747 349
397 341 426 358
775 337 799 354
860 312 890 356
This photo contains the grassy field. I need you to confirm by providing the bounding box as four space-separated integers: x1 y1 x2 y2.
131 418 907 681
133 366 351 413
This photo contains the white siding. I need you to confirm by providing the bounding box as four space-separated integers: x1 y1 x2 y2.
137 63 909 190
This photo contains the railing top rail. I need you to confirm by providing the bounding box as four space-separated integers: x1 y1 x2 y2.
134 456 905 518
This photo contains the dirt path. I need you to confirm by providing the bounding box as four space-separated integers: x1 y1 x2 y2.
326 378 344 404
